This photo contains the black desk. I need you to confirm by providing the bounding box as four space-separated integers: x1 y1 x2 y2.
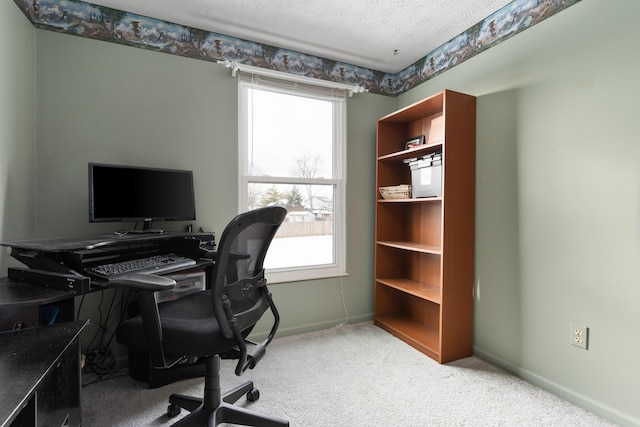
0 321 87 427
0 232 215 295
0 231 214 294
0 278 75 331
0 232 215 389
0 231 213 252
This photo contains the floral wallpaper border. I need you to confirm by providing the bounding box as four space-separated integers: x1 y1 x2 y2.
14 0 581 96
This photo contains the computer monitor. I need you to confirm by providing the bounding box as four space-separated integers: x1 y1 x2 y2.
88 163 196 232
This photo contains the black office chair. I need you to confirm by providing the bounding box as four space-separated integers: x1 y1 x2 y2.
113 206 289 426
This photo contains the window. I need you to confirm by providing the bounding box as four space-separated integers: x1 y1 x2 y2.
239 73 346 283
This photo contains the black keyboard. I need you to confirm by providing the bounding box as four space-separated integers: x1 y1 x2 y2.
86 253 196 279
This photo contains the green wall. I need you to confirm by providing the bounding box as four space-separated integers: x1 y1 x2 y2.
398 1 640 425
0 0 36 275
33 31 394 341
3 0 640 425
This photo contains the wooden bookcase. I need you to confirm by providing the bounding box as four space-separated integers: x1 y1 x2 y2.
374 90 476 363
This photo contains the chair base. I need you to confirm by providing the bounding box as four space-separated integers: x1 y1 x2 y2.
167 355 288 427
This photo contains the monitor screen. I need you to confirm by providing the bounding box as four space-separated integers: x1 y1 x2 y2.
89 163 196 229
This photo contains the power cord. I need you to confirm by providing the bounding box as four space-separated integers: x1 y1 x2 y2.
79 287 135 385
339 274 349 326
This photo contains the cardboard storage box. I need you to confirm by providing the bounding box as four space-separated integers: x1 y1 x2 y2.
408 151 442 198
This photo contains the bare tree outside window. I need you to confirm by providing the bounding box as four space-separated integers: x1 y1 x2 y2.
293 153 325 211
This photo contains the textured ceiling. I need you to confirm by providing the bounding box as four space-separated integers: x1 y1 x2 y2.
87 0 513 73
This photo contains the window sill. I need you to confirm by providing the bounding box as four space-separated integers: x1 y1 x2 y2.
266 268 348 284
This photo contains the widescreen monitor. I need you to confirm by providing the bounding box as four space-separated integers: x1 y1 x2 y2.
88 163 196 231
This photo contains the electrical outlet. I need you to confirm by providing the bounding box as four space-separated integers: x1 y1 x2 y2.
571 322 588 350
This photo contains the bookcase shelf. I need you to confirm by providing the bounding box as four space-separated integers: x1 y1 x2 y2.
377 141 443 162
376 241 441 254
374 314 441 360
374 89 476 364
376 278 441 303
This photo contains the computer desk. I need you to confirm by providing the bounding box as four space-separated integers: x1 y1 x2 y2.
0 231 214 291
0 320 88 427
0 231 214 332
0 232 216 423
0 277 76 331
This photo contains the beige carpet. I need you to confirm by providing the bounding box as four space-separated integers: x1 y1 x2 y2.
82 322 615 426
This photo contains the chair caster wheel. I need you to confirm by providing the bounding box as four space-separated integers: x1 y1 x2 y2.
247 388 260 402
167 403 181 418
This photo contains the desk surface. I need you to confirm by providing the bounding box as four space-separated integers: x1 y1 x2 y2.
0 231 212 253
0 321 87 427
0 277 75 307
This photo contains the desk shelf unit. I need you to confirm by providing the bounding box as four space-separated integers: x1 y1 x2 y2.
374 89 476 363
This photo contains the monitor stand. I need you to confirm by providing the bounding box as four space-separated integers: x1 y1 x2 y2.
122 220 164 234
125 229 164 234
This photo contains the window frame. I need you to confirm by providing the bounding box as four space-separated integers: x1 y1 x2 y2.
238 73 347 283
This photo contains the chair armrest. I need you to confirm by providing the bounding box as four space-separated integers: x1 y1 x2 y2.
200 247 216 259
106 273 176 291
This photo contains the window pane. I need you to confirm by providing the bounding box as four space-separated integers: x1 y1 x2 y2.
247 182 335 269
239 75 346 281
248 89 333 178
266 233 334 270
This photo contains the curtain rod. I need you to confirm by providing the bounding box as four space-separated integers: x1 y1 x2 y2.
217 60 367 97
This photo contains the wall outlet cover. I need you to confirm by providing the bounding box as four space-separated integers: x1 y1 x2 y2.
571 322 589 350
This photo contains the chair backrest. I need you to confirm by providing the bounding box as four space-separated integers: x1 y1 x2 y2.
211 206 287 340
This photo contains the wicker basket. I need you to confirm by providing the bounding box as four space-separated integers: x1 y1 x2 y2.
379 184 412 200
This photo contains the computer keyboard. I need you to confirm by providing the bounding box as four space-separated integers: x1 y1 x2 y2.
86 253 196 279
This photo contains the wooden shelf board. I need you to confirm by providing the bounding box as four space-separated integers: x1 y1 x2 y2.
376 241 442 254
377 92 444 123
376 278 441 304
374 316 441 360
377 197 442 203
377 141 443 162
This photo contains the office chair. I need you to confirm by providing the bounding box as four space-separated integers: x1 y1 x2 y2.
113 206 289 426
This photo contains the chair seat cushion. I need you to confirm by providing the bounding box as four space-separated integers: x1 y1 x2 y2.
117 290 238 357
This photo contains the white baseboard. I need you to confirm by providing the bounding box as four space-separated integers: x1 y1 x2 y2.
473 346 639 427
257 313 374 341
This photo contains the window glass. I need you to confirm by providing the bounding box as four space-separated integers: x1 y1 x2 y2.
247 90 333 178
239 75 346 282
